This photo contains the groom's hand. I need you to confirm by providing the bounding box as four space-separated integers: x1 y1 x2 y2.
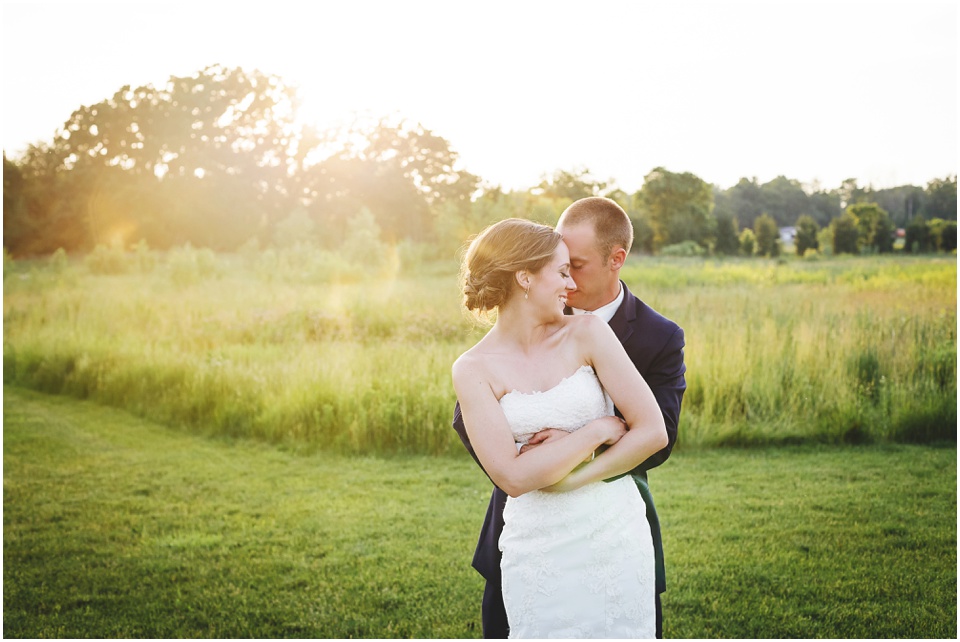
518 428 567 454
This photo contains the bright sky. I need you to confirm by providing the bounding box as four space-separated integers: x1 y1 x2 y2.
2 0 956 193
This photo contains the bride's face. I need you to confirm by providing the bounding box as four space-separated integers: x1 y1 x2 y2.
528 242 577 312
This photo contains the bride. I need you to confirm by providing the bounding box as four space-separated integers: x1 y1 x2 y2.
452 218 668 639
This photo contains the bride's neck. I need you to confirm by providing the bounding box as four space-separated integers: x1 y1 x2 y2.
491 303 560 352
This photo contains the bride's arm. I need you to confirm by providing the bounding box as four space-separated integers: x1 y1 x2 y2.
549 316 668 491
452 355 624 498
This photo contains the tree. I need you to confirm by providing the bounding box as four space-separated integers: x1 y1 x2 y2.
727 177 764 225
536 167 607 200
738 228 756 256
870 184 925 227
759 176 809 227
848 203 894 253
926 218 957 252
832 212 860 254
871 209 896 253
36 65 304 250
807 188 842 227
794 215 820 256
299 116 479 243
637 167 714 252
3 154 26 251
4 143 92 255
753 213 780 257
939 220 958 252
839 178 869 208
713 212 740 255
923 175 957 221
904 215 933 253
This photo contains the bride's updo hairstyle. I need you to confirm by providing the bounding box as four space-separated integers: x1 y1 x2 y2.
460 218 562 317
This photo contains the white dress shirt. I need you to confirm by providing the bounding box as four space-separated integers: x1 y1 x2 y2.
571 282 624 323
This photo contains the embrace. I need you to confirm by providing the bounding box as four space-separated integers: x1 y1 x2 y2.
452 197 686 639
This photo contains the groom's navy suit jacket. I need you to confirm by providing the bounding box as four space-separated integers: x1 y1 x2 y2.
452 281 686 595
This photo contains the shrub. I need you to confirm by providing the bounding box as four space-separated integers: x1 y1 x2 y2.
795 215 820 256
739 228 756 256
167 244 221 285
132 239 157 273
85 244 129 275
660 240 705 257
49 248 69 274
753 213 781 257
832 213 860 255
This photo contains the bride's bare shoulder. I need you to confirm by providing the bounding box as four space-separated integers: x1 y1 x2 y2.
452 345 491 385
564 312 608 337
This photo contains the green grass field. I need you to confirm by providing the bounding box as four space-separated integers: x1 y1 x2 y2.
4 387 956 638
3 251 956 454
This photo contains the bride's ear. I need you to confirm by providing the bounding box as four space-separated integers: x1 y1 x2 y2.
515 270 530 291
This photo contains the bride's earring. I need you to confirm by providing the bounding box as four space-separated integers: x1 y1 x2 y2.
524 287 529 300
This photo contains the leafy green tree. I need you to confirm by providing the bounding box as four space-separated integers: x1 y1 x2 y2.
536 167 606 200
727 177 764 225
939 220 958 252
871 184 926 227
848 203 894 253
759 176 809 227
36 65 304 250
637 167 714 251
925 218 957 252
4 143 92 255
871 210 896 253
713 212 740 255
3 154 27 252
753 213 780 257
807 187 842 227
300 116 478 243
922 175 957 221
739 228 757 256
794 215 820 256
57 65 298 182
832 212 860 254
904 215 933 253
839 178 869 208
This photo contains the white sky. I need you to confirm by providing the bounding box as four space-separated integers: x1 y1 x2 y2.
2 0 957 192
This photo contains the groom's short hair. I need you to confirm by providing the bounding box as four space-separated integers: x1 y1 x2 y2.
557 197 634 258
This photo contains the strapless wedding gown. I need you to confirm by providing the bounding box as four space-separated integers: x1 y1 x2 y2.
498 365 656 639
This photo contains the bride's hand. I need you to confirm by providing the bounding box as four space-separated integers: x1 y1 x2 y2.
518 428 567 454
590 415 628 446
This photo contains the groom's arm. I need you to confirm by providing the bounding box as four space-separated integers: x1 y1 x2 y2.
632 326 686 474
453 401 492 479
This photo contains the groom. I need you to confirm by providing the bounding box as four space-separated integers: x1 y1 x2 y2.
452 196 686 639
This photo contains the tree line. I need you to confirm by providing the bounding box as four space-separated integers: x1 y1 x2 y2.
3 64 957 259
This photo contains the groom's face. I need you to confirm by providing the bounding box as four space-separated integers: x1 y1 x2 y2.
556 222 618 311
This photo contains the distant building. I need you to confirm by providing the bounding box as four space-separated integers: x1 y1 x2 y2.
779 227 796 245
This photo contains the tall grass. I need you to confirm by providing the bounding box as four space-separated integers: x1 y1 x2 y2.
3 249 956 453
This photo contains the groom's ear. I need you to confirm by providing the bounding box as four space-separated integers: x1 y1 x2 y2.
608 247 627 271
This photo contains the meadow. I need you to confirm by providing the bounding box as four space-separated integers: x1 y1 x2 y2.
3 249 957 638
3 386 955 638
3 248 956 453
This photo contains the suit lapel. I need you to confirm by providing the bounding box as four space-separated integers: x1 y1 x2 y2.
608 280 636 343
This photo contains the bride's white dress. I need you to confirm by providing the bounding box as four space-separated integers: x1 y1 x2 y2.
498 365 656 639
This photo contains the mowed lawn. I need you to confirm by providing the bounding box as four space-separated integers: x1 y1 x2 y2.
3 386 956 639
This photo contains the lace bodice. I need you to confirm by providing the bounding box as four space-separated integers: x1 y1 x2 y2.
498 365 614 445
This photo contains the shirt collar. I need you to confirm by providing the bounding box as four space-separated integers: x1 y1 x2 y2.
571 282 624 324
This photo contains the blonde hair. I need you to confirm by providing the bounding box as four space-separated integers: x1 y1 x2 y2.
460 218 562 314
557 197 634 257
